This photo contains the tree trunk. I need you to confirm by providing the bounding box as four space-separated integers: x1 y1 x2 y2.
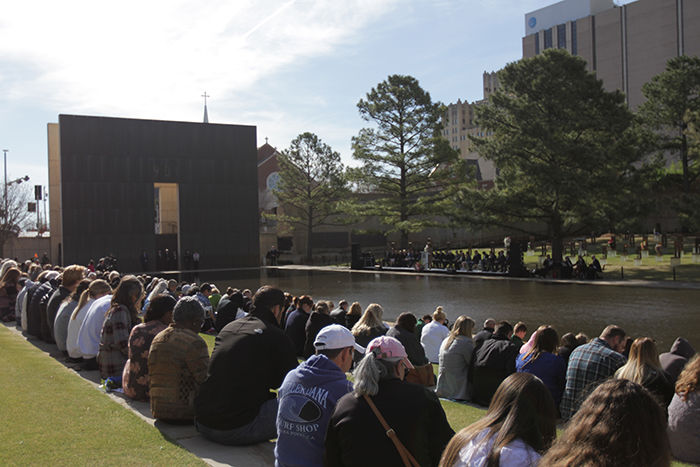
551 235 564 264
306 219 313 264
550 212 564 263
681 132 689 193
400 230 409 249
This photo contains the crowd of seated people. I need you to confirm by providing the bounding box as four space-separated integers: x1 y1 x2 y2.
534 254 603 279
382 247 510 273
2 255 698 466
383 247 423 268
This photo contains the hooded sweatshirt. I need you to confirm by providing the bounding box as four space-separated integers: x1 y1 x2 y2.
303 312 336 359
275 354 353 467
660 338 696 385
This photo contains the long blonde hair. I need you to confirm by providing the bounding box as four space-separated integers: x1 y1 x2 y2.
352 303 384 336
615 337 663 385
347 302 362 316
443 315 475 350
71 279 112 320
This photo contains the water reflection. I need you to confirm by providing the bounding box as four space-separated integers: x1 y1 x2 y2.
170 268 700 351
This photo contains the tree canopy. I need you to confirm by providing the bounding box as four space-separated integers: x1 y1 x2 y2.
638 55 700 230
272 132 347 261
350 74 466 248
462 49 645 262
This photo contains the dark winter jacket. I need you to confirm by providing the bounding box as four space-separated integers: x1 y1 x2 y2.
27 279 56 341
303 312 336 359
285 309 310 357
660 338 696 385
214 292 246 332
345 313 360 331
329 308 347 327
472 327 495 353
387 325 428 366
472 334 518 406
325 379 454 467
195 307 298 430
24 281 44 337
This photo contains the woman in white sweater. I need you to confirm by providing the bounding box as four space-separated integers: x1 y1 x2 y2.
65 279 112 360
421 306 450 363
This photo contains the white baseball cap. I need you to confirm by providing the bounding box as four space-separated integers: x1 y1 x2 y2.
314 324 366 354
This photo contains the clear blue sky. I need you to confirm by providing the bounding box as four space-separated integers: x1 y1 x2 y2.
0 0 631 203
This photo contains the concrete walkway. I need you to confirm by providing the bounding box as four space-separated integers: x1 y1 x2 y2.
3 322 275 467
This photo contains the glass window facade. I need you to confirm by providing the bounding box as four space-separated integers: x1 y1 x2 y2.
544 29 553 49
535 32 540 54
557 24 566 49
571 20 577 55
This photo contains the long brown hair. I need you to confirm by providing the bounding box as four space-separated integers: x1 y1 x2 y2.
0 267 21 288
443 315 475 350
540 379 671 467
523 326 558 364
111 275 143 325
439 373 556 467
676 355 700 401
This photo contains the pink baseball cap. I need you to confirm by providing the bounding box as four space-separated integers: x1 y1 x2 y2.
367 336 414 369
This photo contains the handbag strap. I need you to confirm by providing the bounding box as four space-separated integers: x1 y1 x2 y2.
362 394 420 467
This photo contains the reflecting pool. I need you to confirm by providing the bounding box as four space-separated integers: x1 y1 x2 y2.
179 268 700 351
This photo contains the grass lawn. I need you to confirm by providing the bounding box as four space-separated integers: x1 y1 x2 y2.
0 325 205 467
523 249 700 282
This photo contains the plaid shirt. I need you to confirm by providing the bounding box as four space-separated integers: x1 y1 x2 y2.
97 304 133 380
560 337 626 420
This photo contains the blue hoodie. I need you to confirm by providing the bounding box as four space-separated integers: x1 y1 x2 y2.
275 354 353 467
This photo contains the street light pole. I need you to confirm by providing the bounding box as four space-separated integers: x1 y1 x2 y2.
2 149 7 225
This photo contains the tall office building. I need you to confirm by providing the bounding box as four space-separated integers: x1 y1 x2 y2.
522 0 700 109
442 72 500 183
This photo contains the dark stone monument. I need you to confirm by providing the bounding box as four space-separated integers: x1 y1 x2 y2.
54 114 259 272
